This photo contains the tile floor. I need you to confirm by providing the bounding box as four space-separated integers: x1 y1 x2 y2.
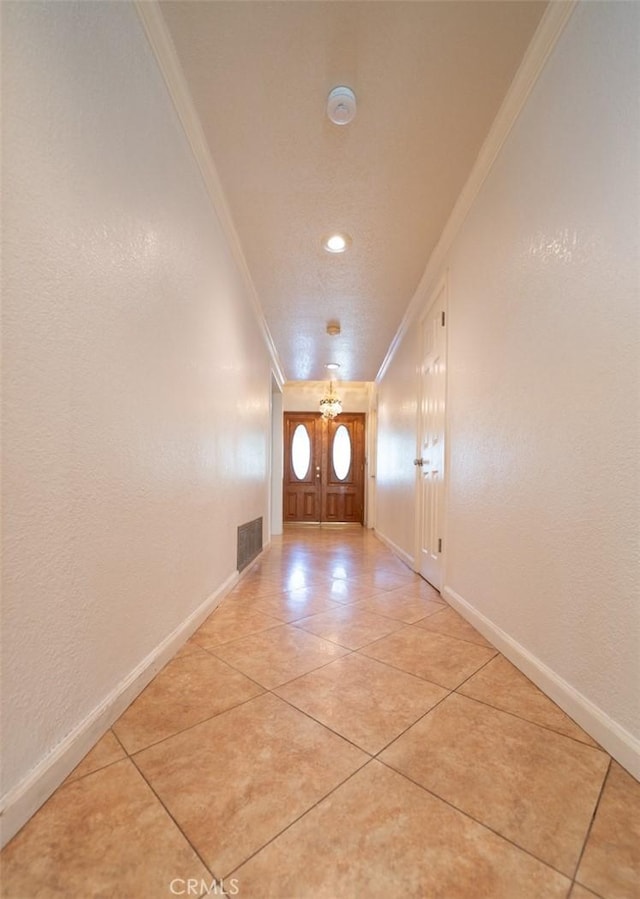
2 525 639 898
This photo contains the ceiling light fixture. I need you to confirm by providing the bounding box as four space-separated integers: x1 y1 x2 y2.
327 86 357 126
323 233 350 254
319 381 343 420
326 362 341 371
326 320 341 336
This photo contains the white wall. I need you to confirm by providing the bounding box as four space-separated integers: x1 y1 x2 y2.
376 1 640 772
1 1 273 840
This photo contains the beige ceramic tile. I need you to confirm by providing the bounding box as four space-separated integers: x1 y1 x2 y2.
225 576 284 600
372 578 447 609
233 760 570 898
134 693 367 877
279 569 334 591
351 569 418 592
192 603 281 647
173 635 205 659
323 578 387 604
415 606 494 647
276 653 448 754
324 558 377 580
379 579 443 602
1 760 210 898
244 586 343 622
294 605 404 650
361 625 496 689
212 624 348 688
577 761 640 899
380 692 609 876
113 651 263 753
353 592 445 623
65 730 126 783
459 654 597 746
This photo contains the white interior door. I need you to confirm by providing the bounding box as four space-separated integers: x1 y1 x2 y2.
416 280 447 589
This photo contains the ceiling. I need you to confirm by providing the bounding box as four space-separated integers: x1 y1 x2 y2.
159 1 547 382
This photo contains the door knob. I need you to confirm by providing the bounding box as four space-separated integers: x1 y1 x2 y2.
413 458 424 467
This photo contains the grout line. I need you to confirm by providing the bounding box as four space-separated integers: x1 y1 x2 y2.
109 727 128 754
352 644 491 692
223 756 374 881
191 621 285 651
375 756 575 884
130 755 218 883
287 617 406 652
205 640 357 691
371 690 454 756
124 690 266 758
62 754 130 787
569 880 607 899
570 756 612 883
270 688 374 758
453 690 606 753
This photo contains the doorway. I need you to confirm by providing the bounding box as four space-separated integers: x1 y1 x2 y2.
283 412 365 523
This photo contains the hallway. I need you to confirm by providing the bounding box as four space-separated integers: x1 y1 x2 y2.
2 526 637 898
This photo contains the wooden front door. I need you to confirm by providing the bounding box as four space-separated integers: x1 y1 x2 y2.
283 412 365 523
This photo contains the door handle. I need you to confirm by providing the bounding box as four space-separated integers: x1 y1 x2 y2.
413 458 424 467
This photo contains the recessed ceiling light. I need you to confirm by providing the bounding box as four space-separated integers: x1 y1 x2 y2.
326 362 341 370
323 233 351 254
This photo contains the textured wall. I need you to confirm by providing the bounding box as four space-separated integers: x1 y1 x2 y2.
377 1 639 743
1 1 272 801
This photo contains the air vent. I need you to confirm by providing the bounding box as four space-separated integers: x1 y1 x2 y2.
237 517 263 572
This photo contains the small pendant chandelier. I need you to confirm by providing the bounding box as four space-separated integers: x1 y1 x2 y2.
319 381 342 420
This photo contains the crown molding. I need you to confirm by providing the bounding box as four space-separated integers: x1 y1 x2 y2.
133 0 286 385
376 0 578 383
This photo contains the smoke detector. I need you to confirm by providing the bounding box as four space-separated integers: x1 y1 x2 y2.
327 86 357 126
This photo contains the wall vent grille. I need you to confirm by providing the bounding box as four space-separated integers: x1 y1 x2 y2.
237 517 263 571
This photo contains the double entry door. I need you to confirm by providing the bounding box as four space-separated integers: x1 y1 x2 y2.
283 412 365 523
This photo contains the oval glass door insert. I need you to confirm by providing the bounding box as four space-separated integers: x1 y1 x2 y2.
332 425 351 480
291 424 311 480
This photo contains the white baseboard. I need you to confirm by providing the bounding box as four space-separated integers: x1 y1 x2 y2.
0 566 249 848
373 529 415 571
443 585 640 780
